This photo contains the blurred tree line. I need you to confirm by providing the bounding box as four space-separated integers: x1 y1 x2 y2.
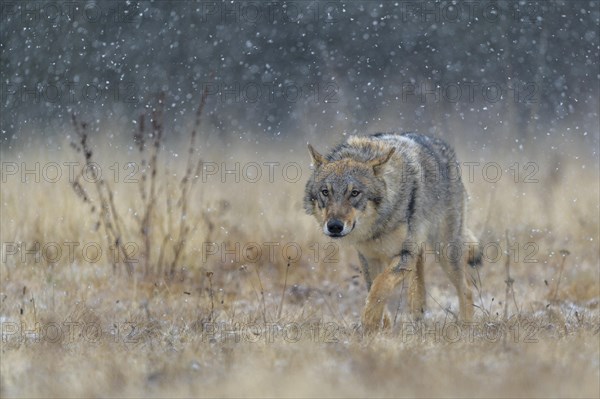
1 0 598 143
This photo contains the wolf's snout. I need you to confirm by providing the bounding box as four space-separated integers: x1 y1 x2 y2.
326 219 344 235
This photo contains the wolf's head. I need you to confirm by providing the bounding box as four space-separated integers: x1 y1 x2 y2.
304 143 395 240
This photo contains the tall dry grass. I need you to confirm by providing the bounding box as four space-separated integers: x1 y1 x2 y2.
0 104 598 397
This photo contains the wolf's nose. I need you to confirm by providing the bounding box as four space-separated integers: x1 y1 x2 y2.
327 219 344 234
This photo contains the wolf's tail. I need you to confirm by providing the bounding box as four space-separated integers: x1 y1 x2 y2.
465 229 483 268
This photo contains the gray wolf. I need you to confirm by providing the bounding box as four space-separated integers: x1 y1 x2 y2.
304 132 481 332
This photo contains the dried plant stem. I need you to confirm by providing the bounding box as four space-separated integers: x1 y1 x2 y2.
552 250 570 302
277 258 292 320
71 114 134 275
140 94 165 275
472 266 490 318
503 230 519 319
254 265 268 325
70 85 213 280
169 84 210 277
207 271 215 322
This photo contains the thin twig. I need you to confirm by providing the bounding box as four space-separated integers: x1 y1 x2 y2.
170 85 210 277
473 266 490 318
503 230 520 319
254 264 268 325
207 271 215 322
552 249 570 302
277 257 292 320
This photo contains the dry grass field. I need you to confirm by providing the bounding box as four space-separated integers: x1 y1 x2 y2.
0 114 598 397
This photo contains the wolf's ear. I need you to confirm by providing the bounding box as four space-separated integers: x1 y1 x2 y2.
308 144 327 168
369 148 395 175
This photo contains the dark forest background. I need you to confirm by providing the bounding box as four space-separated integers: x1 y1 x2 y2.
1 1 598 146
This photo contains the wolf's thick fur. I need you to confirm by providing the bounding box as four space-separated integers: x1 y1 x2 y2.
304 132 481 332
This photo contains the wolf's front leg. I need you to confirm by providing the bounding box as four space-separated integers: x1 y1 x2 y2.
362 251 414 333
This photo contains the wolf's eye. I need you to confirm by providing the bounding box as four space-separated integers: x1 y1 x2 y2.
321 189 329 197
351 190 361 197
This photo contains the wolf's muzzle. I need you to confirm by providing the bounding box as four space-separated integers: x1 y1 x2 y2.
326 219 344 235
324 219 355 237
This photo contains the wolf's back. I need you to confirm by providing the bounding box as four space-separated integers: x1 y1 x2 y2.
370 132 457 170
357 132 468 243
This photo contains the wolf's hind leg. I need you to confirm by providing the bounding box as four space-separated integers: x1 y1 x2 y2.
464 228 483 268
439 252 474 322
357 252 373 292
409 248 426 320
